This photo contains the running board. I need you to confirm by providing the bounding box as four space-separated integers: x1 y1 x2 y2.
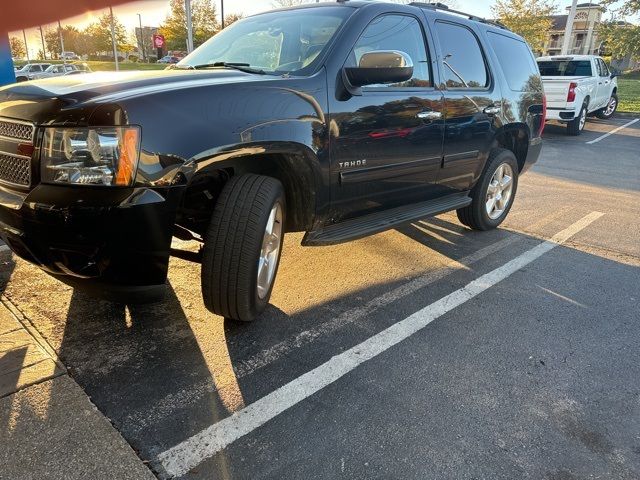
303 193 472 246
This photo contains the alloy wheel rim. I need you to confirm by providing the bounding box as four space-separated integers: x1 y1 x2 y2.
485 163 514 220
579 108 587 130
257 202 283 299
605 97 617 116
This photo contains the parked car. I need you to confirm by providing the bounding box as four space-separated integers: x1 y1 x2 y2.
60 51 80 60
0 1 544 321
14 63 52 82
40 63 92 78
157 55 180 64
537 54 619 135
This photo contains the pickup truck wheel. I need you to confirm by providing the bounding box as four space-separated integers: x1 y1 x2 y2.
201 174 286 322
456 148 518 231
567 105 587 135
595 93 618 119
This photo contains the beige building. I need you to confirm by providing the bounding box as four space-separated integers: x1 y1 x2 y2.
544 3 605 56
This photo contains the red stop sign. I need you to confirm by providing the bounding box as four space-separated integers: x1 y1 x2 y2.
153 34 165 49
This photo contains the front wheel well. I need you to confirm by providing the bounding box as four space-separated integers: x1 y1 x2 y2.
177 153 316 236
494 127 529 172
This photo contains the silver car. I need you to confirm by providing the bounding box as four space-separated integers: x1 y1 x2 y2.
40 63 91 79
14 63 52 82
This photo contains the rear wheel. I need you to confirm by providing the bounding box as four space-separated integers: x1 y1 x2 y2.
596 93 618 119
567 104 587 135
201 174 285 322
457 148 519 231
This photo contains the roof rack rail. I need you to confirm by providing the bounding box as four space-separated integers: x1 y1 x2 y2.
408 2 511 31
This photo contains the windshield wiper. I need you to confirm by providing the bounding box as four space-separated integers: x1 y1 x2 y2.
188 62 266 75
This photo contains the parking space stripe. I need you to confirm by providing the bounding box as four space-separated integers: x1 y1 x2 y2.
234 206 574 378
156 211 604 478
586 118 639 144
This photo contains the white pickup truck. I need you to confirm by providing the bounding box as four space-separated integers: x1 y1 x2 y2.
536 55 619 135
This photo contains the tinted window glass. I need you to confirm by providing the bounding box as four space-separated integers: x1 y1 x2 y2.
436 22 488 89
348 15 431 88
179 7 351 75
537 60 593 76
487 32 538 91
598 59 609 76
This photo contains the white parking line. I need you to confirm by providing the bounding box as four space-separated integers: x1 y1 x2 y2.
586 118 639 144
157 211 603 478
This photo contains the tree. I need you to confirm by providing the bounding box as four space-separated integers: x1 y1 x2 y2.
44 28 60 58
224 13 244 27
192 0 218 46
492 0 557 54
599 0 640 60
10 37 26 59
84 12 127 55
159 0 220 51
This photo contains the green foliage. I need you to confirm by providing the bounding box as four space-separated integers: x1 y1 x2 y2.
598 0 640 60
599 22 640 60
9 37 26 59
84 13 128 54
223 13 244 28
601 0 640 16
492 0 558 54
159 0 219 51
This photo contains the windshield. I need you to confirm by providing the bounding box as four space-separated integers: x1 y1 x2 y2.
537 60 592 76
177 7 353 74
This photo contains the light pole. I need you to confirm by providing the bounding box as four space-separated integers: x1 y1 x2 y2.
22 29 30 63
58 21 65 62
138 13 146 63
38 26 46 60
185 0 194 53
109 6 119 71
561 0 579 55
221 0 225 29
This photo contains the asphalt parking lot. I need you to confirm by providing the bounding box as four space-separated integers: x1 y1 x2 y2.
1 115 639 479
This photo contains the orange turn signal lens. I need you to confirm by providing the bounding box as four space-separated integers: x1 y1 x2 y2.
115 127 140 186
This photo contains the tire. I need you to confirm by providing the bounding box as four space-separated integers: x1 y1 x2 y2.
595 93 618 119
567 104 587 135
201 174 286 322
456 148 519 231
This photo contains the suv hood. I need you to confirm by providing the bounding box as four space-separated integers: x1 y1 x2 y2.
0 69 273 123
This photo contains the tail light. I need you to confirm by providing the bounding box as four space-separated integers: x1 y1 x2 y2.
539 93 547 137
567 82 578 102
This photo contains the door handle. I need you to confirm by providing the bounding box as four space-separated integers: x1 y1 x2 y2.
483 105 501 115
417 111 442 121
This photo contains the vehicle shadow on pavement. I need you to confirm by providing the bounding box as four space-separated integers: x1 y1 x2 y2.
57 283 232 473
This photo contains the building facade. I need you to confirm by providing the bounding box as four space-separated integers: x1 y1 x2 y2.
544 3 605 56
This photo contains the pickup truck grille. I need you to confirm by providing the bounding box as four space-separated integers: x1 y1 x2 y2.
0 153 31 187
0 119 35 187
0 119 34 142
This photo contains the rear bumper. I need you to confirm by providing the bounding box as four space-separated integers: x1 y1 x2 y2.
546 108 576 122
0 183 183 303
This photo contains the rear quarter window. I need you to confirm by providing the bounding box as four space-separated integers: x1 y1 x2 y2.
487 32 539 92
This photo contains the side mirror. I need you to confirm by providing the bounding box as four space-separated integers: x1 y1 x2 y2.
610 70 620 79
344 50 414 87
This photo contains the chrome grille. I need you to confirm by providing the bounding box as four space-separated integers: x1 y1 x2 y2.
0 153 31 187
0 120 34 142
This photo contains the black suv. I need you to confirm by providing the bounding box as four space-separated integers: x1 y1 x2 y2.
0 2 544 321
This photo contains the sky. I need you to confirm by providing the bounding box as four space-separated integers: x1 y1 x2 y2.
10 0 636 59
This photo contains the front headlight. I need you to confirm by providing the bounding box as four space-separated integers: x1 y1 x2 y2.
41 126 140 186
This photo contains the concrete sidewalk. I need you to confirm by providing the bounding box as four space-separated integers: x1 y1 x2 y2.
0 299 156 480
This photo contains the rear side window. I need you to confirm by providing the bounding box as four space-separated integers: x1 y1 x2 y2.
537 60 592 76
487 32 538 91
435 21 488 89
